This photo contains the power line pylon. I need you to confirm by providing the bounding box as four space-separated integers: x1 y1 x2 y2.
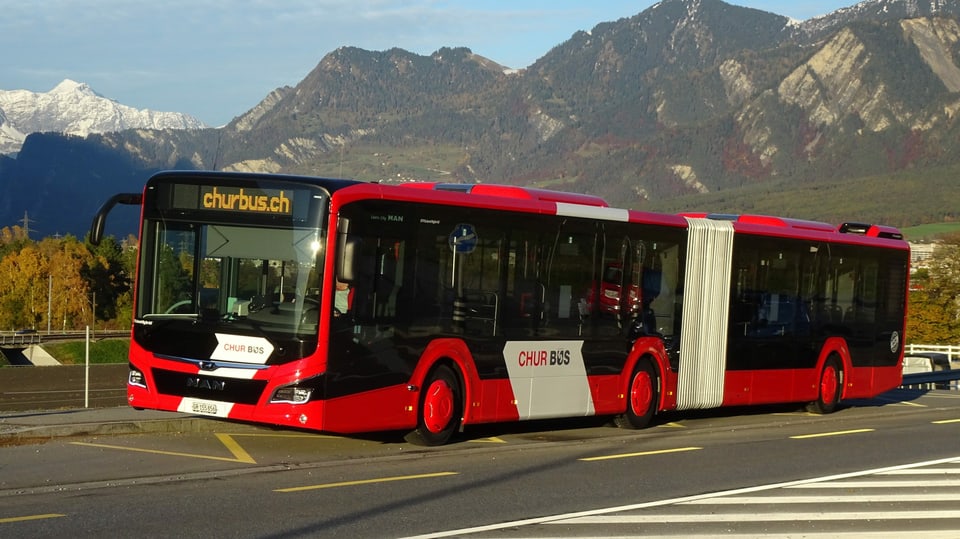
19 211 35 239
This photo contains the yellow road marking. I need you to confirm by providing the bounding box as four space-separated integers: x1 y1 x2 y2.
933 418 960 424
275 472 458 493
579 446 702 462
72 433 257 464
469 437 506 444
0 513 66 524
893 400 928 407
790 428 874 439
874 395 927 407
657 422 686 428
214 433 257 463
219 433 338 439
69 431 345 464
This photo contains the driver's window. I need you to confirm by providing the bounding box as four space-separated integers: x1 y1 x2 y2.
151 223 197 314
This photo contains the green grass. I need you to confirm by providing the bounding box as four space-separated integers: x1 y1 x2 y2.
641 164 960 231
291 142 467 183
901 222 960 241
42 339 129 365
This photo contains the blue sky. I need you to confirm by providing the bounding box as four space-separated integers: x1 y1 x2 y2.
1 1 854 127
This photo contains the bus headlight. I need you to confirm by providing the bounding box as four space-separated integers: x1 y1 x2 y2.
271 386 313 404
128 368 146 388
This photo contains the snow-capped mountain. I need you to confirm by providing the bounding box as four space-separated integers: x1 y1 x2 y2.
0 108 26 156
0 79 206 155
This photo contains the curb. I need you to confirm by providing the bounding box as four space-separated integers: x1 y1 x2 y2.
0 414 223 445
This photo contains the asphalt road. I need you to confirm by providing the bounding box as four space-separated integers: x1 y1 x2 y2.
0 364 128 411
1 383 959 538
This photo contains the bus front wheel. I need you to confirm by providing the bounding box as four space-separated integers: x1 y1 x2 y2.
614 360 658 429
407 364 463 446
807 357 842 414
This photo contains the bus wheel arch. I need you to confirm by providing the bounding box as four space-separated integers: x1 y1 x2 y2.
407 360 465 446
614 356 660 429
411 338 477 419
807 354 843 414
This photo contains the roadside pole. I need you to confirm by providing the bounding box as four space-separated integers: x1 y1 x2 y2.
85 326 90 408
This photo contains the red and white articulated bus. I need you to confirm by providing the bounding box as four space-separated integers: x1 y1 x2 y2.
91 171 910 445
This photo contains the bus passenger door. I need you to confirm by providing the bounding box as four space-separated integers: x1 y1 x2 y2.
592 234 645 336
332 229 410 389
544 219 598 337
729 244 803 372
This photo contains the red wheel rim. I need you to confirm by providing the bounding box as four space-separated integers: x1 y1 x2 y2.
630 371 653 416
820 365 838 405
423 379 454 433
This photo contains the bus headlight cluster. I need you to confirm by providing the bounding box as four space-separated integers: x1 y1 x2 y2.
271 386 313 404
128 368 146 388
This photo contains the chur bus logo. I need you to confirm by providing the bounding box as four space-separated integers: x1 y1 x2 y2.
201 186 292 214
186 377 226 391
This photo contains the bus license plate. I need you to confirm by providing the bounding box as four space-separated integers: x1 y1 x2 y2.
191 401 219 415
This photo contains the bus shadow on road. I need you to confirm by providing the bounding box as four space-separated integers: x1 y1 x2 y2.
847 386 943 407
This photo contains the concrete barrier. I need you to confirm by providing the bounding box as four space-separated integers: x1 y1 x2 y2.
23 345 60 366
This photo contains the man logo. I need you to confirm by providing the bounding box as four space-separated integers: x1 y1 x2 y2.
186 377 226 391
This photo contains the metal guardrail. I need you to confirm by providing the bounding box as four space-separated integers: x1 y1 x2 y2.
905 344 960 361
0 333 41 346
0 330 128 347
901 346 958 389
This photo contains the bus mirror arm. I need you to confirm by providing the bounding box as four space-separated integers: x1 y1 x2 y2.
90 193 142 246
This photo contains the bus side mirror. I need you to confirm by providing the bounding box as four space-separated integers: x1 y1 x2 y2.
90 193 142 246
337 234 360 284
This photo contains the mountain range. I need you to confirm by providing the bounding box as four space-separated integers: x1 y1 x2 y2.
3 0 960 239
0 79 206 156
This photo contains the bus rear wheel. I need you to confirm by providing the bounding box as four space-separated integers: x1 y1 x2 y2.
807 357 842 414
407 364 463 446
614 360 658 429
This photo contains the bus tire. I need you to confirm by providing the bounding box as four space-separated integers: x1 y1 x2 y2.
807 356 842 414
406 364 463 446
614 359 658 429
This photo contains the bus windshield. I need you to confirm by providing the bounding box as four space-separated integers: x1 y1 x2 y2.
137 219 323 338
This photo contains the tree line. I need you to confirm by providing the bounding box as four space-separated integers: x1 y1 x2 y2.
906 234 960 345
0 226 134 332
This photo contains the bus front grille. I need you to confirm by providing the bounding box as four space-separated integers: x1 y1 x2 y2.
152 369 266 405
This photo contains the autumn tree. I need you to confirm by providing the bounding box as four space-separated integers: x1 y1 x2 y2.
0 249 32 329
906 269 956 343
0 234 137 332
0 225 31 258
47 237 96 331
906 234 960 344
0 243 48 329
